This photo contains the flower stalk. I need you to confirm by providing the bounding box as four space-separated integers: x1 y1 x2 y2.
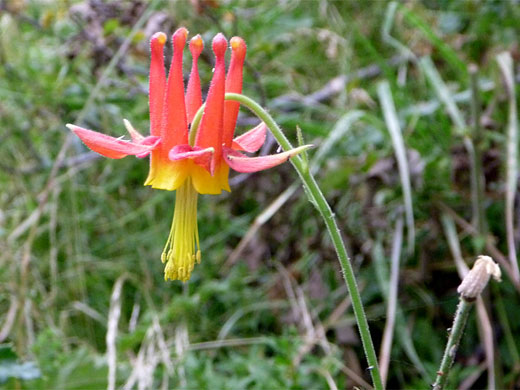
432 298 472 390
433 256 501 390
225 92 384 390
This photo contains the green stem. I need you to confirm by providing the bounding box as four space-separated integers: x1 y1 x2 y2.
189 103 206 146
432 298 473 390
224 92 383 390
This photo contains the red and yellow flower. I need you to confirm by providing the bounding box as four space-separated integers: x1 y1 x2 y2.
67 28 308 282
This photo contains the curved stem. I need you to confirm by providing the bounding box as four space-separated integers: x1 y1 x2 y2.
225 92 384 390
189 103 206 146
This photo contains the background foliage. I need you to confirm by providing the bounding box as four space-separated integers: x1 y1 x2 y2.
1 0 520 389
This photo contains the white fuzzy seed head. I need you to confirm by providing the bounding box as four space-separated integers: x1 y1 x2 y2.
457 256 501 300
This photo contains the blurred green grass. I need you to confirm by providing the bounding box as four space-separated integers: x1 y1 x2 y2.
1 0 520 389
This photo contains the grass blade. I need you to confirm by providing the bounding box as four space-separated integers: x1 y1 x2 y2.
392 2 467 77
107 275 127 390
377 81 415 253
372 237 430 382
379 217 403 386
381 2 416 61
469 65 487 235
420 57 485 236
419 56 465 130
496 51 520 283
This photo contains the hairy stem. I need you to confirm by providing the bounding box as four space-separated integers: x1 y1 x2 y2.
432 298 473 390
225 92 383 390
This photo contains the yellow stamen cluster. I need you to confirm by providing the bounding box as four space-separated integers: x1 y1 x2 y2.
162 177 201 282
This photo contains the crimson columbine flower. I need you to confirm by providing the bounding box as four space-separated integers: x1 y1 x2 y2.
67 28 309 282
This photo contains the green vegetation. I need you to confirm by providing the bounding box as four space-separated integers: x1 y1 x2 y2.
1 1 519 389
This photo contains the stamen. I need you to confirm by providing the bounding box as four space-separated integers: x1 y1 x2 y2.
162 177 201 282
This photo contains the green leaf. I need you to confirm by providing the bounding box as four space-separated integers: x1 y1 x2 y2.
0 345 41 384
0 345 17 362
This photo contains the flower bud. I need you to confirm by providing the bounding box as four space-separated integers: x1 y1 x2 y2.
457 256 501 300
